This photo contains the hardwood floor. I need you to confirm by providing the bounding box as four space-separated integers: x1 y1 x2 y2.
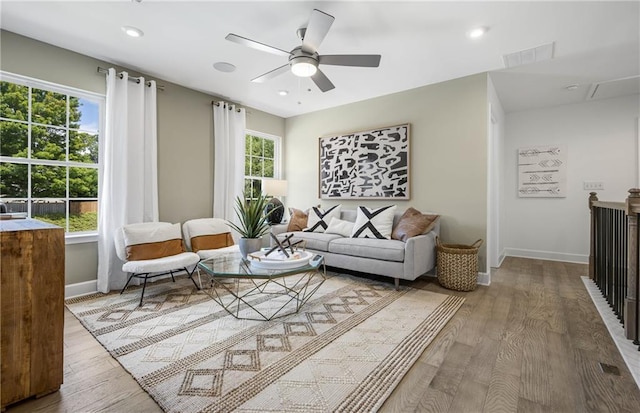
6 257 640 412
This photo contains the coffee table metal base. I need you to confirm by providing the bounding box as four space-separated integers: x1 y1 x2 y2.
200 267 326 321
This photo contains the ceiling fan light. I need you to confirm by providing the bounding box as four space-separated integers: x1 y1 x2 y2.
290 56 318 77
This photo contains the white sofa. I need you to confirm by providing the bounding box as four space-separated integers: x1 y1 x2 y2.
270 209 439 288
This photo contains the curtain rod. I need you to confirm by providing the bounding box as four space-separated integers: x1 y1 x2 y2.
212 101 243 113
96 67 165 91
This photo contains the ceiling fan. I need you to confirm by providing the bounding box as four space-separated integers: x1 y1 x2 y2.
225 9 381 92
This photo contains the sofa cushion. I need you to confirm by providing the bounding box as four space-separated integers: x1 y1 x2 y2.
351 205 397 239
277 231 343 252
329 237 405 262
325 217 354 237
392 207 439 242
305 205 341 233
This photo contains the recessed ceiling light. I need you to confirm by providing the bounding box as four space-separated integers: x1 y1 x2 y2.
566 84 579 91
122 26 143 38
213 62 236 73
468 26 488 39
278 90 288 96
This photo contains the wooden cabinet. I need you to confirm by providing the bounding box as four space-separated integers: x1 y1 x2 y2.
1 219 64 409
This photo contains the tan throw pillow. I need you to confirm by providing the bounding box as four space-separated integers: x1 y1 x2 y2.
124 223 186 261
191 232 234 253
287 208 308 232
391 207 439 242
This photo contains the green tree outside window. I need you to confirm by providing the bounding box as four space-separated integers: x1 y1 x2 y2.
0 79 101 232
244 132 279 201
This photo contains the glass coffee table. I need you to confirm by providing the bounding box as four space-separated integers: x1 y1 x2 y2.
196 252 326 321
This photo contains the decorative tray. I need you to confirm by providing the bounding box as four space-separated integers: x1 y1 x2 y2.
247 250 313 270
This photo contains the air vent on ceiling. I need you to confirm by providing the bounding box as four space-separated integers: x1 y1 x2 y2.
587 75 640 101
503 42 555 68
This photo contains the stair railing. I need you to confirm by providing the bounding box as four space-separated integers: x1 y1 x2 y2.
589 188 640 348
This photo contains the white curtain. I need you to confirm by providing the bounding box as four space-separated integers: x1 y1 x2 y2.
97 68 159 293
213 102 246 221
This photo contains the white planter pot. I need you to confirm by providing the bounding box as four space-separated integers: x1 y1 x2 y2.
239 237 262 258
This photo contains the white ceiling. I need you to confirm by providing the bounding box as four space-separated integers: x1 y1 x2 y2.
1 1 638 118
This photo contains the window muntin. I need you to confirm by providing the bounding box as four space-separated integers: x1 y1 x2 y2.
0 73 103 234
244 131 280 200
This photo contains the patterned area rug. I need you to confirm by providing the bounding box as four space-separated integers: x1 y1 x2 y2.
66 273 464 413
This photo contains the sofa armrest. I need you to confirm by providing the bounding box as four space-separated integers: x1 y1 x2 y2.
269 224 289 247
270 223 289 236
403 230 437 279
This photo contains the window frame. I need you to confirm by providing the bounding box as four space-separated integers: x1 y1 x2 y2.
0 71 104 243
244 129 282 198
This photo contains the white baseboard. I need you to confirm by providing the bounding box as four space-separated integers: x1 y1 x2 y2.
497 249 507 267
478 271 491 286
424 271 491 286
504 248 588 264
65 280 98 299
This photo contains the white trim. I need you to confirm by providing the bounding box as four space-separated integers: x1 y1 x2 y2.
424 271 491 286
1 70 105 100
636 117 639 187
505 248 588 264
65 279 98 299
487 104 499 270
477 271 491 286
582 276 640 389
498 249 507 267
66 232 98 244
245 129 283 179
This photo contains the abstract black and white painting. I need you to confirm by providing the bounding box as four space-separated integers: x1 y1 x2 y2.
518 145 567 198
319 124 410 199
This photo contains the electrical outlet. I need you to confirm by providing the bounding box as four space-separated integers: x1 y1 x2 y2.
583 181 604 190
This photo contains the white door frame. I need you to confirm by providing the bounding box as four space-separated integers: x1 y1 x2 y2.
488 106 500 268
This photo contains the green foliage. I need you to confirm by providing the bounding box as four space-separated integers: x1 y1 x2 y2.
36 212 98 232
0 81 98 199
227 190 273 239
245 134 275 179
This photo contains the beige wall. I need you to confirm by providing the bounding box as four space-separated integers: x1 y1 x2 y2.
284 73 489 270
0 30 285 285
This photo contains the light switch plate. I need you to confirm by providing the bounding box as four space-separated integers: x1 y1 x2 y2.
583 181 604 190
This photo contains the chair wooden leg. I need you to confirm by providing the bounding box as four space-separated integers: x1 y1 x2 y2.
120 273 135 294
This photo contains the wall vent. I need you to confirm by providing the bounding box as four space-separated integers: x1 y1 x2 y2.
587 75 640 101
503 42 555 68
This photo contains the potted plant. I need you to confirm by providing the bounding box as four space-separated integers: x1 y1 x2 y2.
227 190 274 258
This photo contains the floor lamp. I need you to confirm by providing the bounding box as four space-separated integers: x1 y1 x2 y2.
263 179 288 224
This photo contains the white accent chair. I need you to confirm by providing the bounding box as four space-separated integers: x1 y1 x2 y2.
114 222 201 306
182 218 240 260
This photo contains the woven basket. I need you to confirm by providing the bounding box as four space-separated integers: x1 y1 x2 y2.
436 237 483 292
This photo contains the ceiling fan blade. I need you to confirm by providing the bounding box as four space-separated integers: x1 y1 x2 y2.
225 33 291 57
311 69 335 92
251 64 290 83
301 9 335 54
320 54 382 67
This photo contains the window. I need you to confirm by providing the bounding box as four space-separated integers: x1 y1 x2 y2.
244 130 281 199
0 72 103 235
